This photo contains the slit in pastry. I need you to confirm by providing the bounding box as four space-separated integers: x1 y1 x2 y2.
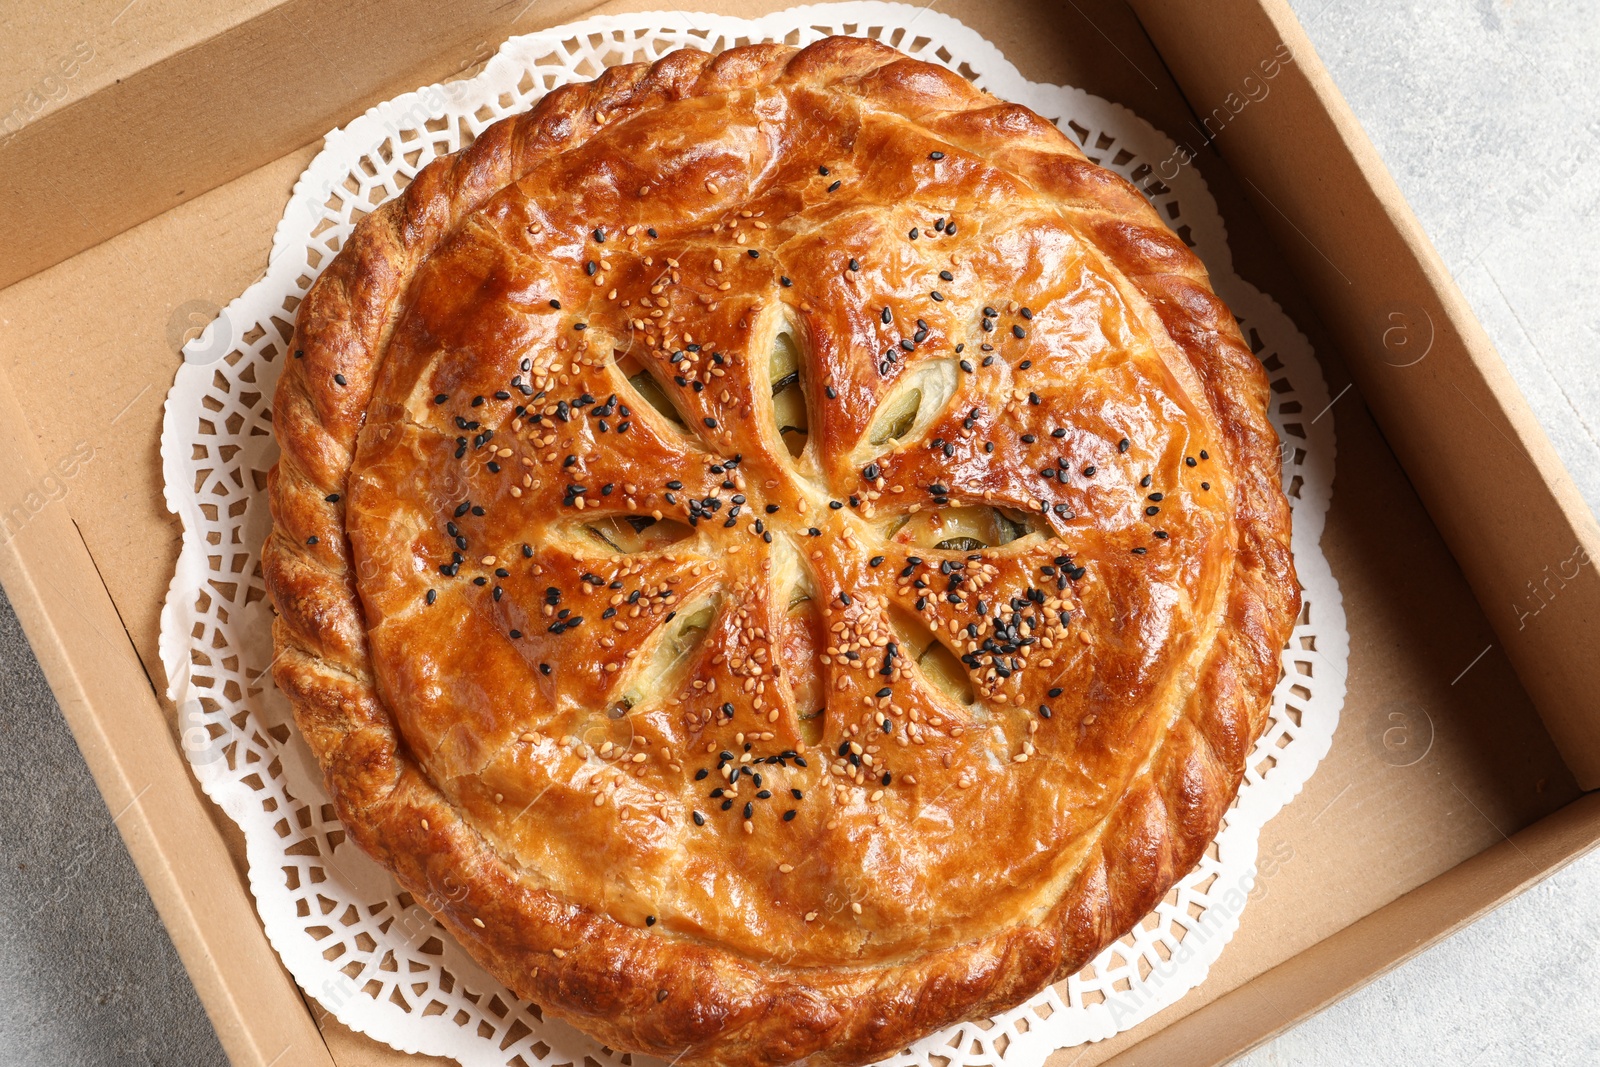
889 606 975 706
769 331 810 459
582 515 695 553
859 359 958 456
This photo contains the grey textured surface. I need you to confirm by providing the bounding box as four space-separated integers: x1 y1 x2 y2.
0 0 1596 1064
0 583 226 1067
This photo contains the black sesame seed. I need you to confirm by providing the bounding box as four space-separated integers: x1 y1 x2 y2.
929 150 945 160
333 373 347 386
828 180 842 192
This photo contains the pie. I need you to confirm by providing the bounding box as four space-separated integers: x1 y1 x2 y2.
265 35 1298 1066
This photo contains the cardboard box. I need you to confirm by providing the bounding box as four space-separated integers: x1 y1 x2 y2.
1 0 1596 1064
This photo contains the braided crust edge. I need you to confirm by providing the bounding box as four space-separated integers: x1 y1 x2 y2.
264 37 1298 1066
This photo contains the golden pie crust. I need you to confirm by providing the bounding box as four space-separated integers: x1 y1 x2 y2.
265 36 1298 1066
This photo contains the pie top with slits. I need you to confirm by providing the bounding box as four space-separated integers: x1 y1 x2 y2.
265 36 1298 1067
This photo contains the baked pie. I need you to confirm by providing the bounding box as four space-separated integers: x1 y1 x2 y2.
265 36 1298 1066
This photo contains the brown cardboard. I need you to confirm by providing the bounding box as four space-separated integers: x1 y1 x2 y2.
0 2 1597 1066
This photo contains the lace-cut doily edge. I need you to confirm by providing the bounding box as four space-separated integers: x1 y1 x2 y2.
158 6 1346 1064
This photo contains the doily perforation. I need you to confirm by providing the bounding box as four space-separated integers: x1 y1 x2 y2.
160 6 1345 1065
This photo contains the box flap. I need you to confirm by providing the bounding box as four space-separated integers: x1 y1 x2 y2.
0 0 606 290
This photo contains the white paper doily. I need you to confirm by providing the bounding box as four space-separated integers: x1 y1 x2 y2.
159 6 1346 1064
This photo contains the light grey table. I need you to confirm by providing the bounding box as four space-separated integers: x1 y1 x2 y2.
0 1 1595 1064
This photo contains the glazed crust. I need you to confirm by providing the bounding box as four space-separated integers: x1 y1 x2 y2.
265 37 1298 1066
